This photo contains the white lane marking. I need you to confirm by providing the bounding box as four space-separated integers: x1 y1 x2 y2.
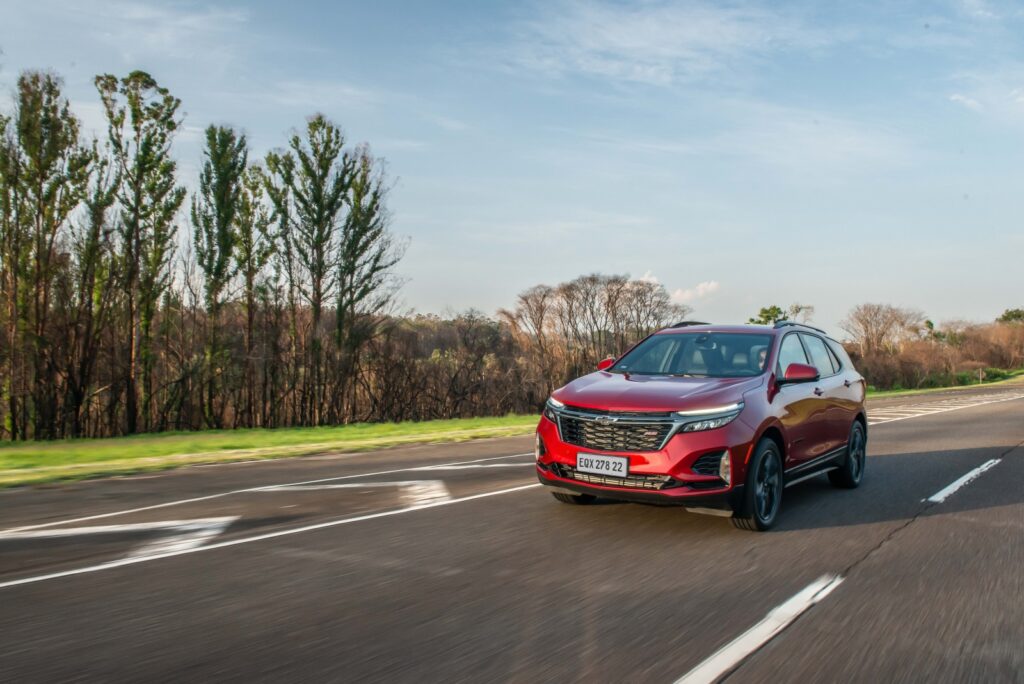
0 483 541 591
867 393 1024 426
0 517 237 560
3 452 533 533
125 517 238 558
925 459 1001 503
260 480 452 507
674 575 845 684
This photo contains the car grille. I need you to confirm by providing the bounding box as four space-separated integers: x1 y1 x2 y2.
552 464 674 490
557 405 676 452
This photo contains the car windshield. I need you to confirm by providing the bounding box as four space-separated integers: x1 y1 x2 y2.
610 332 773 378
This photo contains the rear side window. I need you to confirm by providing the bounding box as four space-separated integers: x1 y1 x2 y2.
801 334 837 377
826 339 855 371
776 334 808 374
825 344 842 372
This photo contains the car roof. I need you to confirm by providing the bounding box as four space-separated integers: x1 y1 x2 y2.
653 322 837 340
654 324 779 336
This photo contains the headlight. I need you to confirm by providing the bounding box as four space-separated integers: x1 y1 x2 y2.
544 396 564 422
676 402 744 432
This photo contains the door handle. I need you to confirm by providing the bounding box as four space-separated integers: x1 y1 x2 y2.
843 380 852 388
813 388 824 396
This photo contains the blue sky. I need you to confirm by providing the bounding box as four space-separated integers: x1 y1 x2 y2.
2 0 1023 335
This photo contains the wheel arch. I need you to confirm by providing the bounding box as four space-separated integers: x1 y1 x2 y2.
854 411 868 440
754 423 786 462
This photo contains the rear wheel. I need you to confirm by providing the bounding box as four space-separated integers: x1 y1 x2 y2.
551 491 597 505
829 421 866 489
732 439 783 531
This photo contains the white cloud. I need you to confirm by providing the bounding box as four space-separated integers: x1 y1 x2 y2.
512 0 829 86
564 100 912 173
949 93 983 111
671 280 720 304
21 0 253 66
261 80 382 111
637 270 660 284
958 0 998 20
946 67 1024 126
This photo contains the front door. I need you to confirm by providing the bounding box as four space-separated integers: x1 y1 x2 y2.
775 333 831 467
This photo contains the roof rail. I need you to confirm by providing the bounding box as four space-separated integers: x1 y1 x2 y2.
670 321 710 328
773 320 828 335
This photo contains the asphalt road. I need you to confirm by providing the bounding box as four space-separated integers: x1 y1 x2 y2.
1 384 1022 683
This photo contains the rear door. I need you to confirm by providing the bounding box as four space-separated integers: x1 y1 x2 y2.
774 333 828 467
799 333 848 453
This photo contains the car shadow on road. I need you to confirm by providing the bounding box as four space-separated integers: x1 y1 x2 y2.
567 446 1022 533
772 446 1022 532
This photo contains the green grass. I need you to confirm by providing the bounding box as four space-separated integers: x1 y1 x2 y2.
866 369 1024 399
0 415 538 487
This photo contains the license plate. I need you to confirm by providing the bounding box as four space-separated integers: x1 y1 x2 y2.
576 453 628 477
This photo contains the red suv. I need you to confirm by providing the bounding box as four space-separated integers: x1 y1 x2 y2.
535 321 867 530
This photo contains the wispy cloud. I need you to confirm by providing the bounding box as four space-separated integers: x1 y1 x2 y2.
562 100 911 173
949 93 984 111
946 65 1024 125
510 0 829 85
30 0 253 66
261 80 383 111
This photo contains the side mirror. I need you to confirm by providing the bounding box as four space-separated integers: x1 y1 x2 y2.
597 357 616 371
781 363 819 384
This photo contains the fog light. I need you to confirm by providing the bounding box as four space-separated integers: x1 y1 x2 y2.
719 451 731 485
535 432 546 460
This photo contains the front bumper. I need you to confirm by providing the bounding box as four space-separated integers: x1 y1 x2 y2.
536 462 745 511
535 412 754 511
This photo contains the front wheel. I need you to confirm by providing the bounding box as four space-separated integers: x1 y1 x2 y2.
551 491 596 505
732 439 784 531
829 421 866 489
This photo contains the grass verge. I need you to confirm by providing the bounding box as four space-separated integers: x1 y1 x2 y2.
866 369 1024 399
0 415 538 488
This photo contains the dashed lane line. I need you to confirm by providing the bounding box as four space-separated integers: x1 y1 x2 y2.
673 575 845 684
924 459 1002 503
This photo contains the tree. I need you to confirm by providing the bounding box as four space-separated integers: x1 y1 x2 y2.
840 303 925 355
997 308 1024 324
233 165 274 427
334 147 403 421
0 72 91 439
61 140 119 436
96 71 186 433
786 303 814 323
265 115 354 424
748 305 786 325
192 125 247 427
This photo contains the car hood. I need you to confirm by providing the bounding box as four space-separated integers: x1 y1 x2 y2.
552 372 764 413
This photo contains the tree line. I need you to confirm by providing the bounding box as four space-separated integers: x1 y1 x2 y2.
2 70 1022 441
1 70 400 439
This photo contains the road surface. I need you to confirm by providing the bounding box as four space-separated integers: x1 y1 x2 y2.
1 384 1022 682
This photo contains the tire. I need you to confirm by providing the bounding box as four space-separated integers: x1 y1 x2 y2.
829 421 866 489
551 491 596 505
732 438 784 531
